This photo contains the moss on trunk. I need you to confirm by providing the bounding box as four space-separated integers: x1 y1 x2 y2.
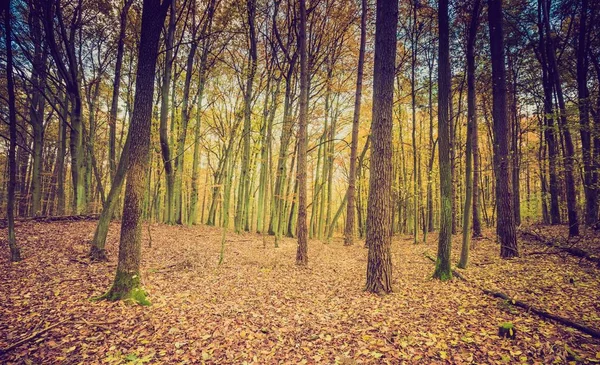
94 270 150 306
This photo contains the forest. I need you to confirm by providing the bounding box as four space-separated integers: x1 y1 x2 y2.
1 0 600 363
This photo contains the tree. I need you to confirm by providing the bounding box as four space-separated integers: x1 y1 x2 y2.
159 0 176 225
459 0 481 269
487 0 518 258
433 0 453 280
577 0 596 226
41 0 86 214
365 0 398 293
4 0 22 262
97 0 169 303
235 0 258 233
108 0 134 181
344 0 367 246
295 0 308 265
541 0 579 237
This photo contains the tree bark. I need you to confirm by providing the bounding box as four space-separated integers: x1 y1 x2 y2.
577 0 596 226
109 0 134 181
542 0 579 237
99 0 168 303
4 0 22 261
434 0 453 279
488 0 518 258
459 0 481 269
344 0 367 246
296 0 308 264
365 0 397 293
159 0 175 224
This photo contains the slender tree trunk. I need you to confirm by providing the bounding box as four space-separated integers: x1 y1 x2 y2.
296 0 309 264
90 134 131 261
4 0 22 261
365 0 397 293
159 0 175 224
459 0 481 268
488 0 518 258
344 0 367 246
537 4 561 225
109 0 134 181
542 0 579 237
235 0 258 232
57 93 67 215
411 0 420 244
29 4 48 216
174 7 199 225
577 0 596 225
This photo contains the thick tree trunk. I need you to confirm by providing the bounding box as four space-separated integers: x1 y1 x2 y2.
365 0 397 293
488 0 518 258
434 0 453 279
99 0 168 303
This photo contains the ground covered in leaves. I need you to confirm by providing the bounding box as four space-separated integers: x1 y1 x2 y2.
1 221 600 364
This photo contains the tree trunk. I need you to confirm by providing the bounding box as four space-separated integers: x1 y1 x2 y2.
159 0 175 224
459 0 481 269
344 0 366 246
434 0 453 279
365 0 397 293
99 0 168 304
4 0 22 261
90 134 131 261
190 0 216 225
296 0 309 264
488 0 518 258
235 0 258 233
577 0 596 226
542 0 579 237
174 6 199 225
109 0 134 181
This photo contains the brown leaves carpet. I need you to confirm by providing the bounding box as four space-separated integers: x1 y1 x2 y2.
1 221 600 364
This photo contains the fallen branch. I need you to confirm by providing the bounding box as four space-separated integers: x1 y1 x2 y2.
422 252 600 339
520 229 600 267
481 289 600 339
0 319 69 355
0 214 100 228
0 318 124 355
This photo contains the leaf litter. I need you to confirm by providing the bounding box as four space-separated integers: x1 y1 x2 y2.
1 221 600 364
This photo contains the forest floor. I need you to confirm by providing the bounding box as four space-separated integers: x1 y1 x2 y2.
1 221 600 364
